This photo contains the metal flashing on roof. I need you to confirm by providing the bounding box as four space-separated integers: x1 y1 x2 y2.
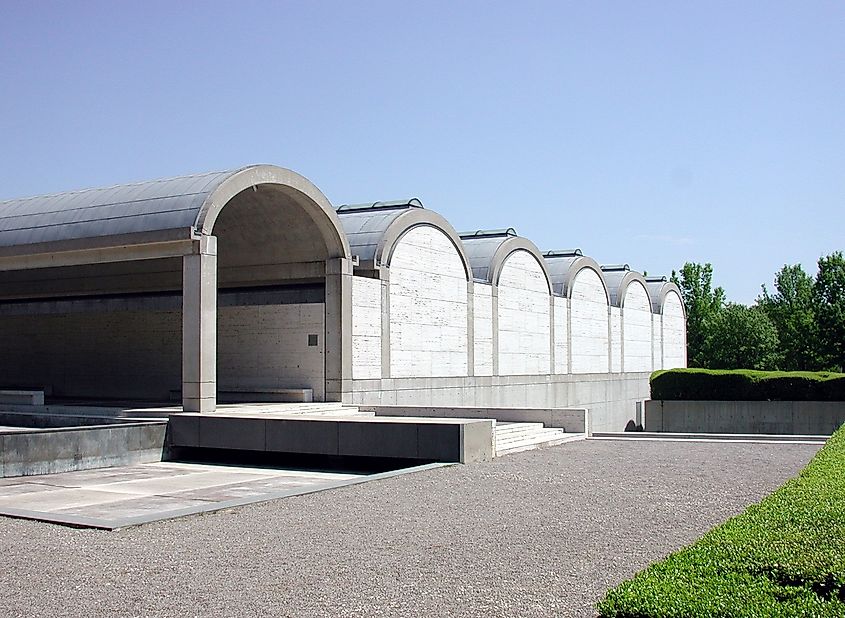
543 249 583 257
645 276 668 282
458 228 518 239
336 198 423 213
601 264 630 272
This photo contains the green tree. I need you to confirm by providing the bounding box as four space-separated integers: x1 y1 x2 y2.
671 262 725 367
757 263 819 370
699 304 780 370
814 251 845 372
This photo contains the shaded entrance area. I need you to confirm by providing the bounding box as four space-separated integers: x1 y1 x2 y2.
0 165 353 412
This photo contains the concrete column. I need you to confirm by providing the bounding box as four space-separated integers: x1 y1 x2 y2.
182 235 217 413
567 296 573 372
466 280 475 377
491 286 499 376
620 307 625 374
380 273 391 379
325 257 353 402
548 296 555 374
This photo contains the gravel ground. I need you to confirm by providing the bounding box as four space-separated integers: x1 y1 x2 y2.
0 438 820 618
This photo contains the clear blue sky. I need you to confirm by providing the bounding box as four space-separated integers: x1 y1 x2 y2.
1 1 842 303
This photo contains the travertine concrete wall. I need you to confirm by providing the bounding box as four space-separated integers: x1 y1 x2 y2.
0 300 326 400
610 307 622 373
472 283 494 376
662 292 686 369
570 268 610 373
497 250 551 375
351 276 382 379
218 304 326 400
623 282 653 372
652 313 664 370
0 310 182 400
553 296 568 374
388 225 468 377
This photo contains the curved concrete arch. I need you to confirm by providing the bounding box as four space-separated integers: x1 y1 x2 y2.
544 254 611 305
462 235 552 294
338 206 472 281
603 268 650 309
645 279 686 317
0 164 350 263
196 164 349 260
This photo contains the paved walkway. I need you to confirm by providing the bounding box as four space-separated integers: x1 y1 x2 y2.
0 462 405 528
0 438 822 617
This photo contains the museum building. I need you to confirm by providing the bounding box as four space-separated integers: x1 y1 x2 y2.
0 164 686 432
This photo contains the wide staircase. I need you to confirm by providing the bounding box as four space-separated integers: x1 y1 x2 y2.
494 421 582 456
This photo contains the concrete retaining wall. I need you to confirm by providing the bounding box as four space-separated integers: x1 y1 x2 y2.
0 421 167 477
169 414 493 464
347 372 649 433
362 405 588 433
645 400 845 435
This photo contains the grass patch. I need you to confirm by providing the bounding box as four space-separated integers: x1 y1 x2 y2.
651 368 845 401
597 424 845 617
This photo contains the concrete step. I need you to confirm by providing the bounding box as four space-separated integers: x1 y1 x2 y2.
494 422 545 437
496 427 565 443
494 422 584 456
299 407 373 418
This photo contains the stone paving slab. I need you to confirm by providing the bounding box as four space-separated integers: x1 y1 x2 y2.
0 461 447 529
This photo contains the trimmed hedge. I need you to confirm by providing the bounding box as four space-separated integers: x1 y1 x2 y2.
597 424 845 617
651 368 845 401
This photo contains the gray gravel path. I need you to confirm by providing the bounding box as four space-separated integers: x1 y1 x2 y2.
0 438 820 617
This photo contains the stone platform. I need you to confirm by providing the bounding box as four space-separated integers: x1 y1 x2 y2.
169 411 495 464
0 460 446 529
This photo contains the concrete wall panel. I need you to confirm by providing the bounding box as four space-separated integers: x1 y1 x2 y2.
662 291 686 369
0 301 326 401
388 225 468 378
652 313 664 371
497 250 551 375
351 276 382 380
217 304 326 400
570 268 610 373
0 310 182 400
623 282 653 372
473 283 494 376
553 296 568 374
610 307 622 373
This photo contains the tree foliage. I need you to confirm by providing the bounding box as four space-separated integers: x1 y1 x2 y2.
758 264 819 371
671 263 725 367
699 304 780 370
814 251 845 372
677 253 845 372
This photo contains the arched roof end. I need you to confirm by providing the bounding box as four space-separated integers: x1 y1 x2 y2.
461 234 552 293
602 268 649 308
0 164 350 260
543 253 611 304
646 280 686 317
337 205 471 280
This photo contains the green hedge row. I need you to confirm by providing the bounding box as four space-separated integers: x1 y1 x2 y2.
651 368 845 401
598 424 845 617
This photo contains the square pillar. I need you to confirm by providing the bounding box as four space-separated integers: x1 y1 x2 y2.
325 257 353 403
182 236 217 413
